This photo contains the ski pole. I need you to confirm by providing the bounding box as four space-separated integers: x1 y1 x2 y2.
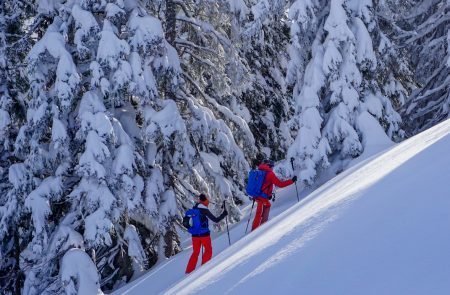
245 199 255 234
223 201 231 245
290 158 300 202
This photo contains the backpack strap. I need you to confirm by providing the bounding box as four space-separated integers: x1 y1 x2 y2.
261 171 271 198
256 169 270 198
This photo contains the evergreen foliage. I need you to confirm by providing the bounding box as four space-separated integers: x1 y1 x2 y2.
398 0 450 132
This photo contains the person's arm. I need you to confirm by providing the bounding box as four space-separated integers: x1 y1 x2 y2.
182 216 191 229
267 171 294 188
201 208 227 223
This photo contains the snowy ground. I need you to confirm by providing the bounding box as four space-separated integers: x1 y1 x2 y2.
111 119 450 295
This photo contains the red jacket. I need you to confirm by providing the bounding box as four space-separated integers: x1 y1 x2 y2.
258 164 294 197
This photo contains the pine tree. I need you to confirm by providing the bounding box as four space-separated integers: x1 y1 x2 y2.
287 0 411 184
59 1 183 290
0 1 39 294
15 12 81 293
285 0 330 182
233 0 293 161
2 1 145 291
147 0 255 218
399 0 450 133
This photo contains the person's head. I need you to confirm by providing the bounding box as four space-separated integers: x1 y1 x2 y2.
198 194 210 206
253 153 265 168
262 159 275 168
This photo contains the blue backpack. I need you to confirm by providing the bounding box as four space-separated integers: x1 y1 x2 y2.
246 169 269 199
183 205 209 235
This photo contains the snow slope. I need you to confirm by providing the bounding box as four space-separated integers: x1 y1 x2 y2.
112 119 450 295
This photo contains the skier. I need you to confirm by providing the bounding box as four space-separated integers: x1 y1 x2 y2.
251 159 297 231
183 194 228 274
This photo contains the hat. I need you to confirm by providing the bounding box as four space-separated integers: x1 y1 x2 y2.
198 194 210 206
198 194 208 202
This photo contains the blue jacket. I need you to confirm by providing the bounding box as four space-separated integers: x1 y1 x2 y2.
183 203 227 237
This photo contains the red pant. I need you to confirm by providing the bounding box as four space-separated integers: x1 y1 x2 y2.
185 236 212 274
251 197 271 231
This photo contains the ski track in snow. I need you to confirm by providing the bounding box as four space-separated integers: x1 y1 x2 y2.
112 119 450 295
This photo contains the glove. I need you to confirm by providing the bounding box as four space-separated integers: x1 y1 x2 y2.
292 176 298 182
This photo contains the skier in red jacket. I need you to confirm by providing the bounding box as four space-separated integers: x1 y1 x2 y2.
251 159 297 231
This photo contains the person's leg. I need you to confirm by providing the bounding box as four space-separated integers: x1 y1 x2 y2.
201 236 213 265
261 198 272 224
185 237 201 274
251 198 264 231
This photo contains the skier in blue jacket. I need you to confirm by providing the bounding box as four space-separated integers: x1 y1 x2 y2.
183 194 227 273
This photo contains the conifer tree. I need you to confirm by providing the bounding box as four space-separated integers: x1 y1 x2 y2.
399 0 450 132
147 0 255 216
287 0 412 184
238 0 293 161
0 1 40 293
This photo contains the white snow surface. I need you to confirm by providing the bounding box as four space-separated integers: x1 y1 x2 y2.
111 119 450 295
61 248 103 295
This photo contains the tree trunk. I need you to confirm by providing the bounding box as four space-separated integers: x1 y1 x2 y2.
164 223 180 258
165 0 176 46
14 230 21 295
164 0 177 100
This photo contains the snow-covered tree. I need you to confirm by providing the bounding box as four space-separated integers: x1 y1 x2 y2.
232 0 293 161
0 1 154 292
398 0 450 133
61 1 186 289
0 1 41 294
13 12 80 293
287 0 412 184
285 0 330 182
145 0 255 214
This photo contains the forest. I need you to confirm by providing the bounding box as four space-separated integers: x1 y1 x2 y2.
0 0 448 293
